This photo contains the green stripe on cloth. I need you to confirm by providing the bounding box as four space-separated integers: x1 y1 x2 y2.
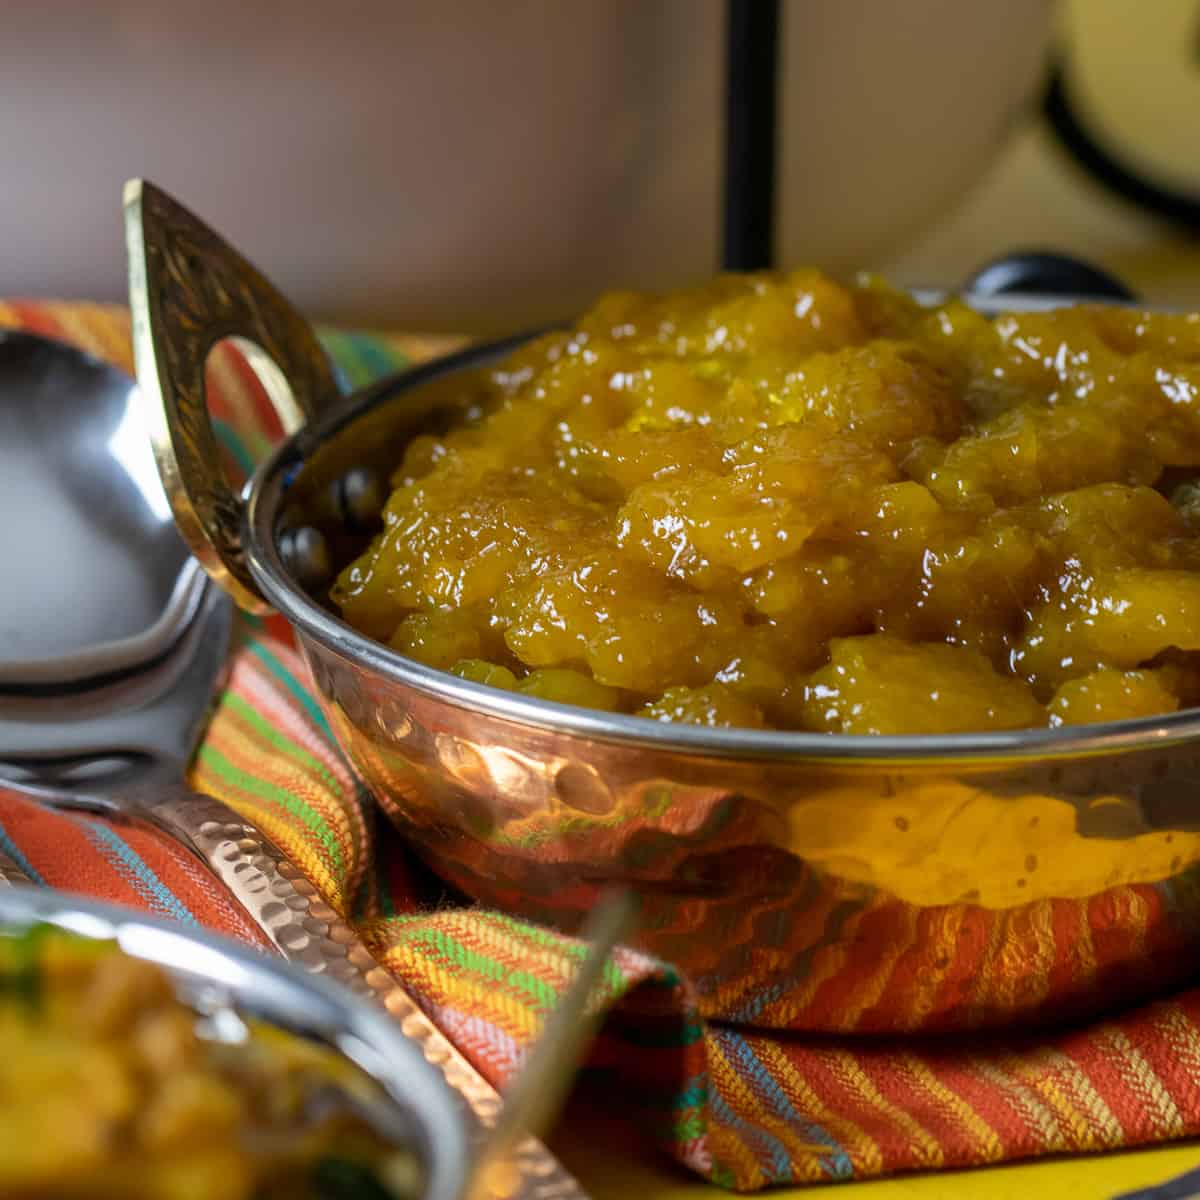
212 417 261 478
196 744 346 874
436 911 633 996
245 639 337 744
400 925 567 1010
482 910 591 959
319 328 411 390
224 692 345 802
240 634 379 847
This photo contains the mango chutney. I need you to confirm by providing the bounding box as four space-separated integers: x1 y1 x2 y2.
331 272 1200 734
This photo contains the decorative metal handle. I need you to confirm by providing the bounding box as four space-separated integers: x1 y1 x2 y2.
143 786 589 1200
124 179 341 613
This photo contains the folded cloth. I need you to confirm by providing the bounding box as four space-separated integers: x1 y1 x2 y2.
4 299 1200 1192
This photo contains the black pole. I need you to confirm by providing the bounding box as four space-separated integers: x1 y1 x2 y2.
722 0 781 271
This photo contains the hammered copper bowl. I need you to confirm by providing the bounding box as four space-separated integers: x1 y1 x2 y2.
128 182 1200 1037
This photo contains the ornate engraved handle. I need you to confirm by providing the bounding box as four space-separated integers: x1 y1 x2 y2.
142 786 590 1200
124 179 341 613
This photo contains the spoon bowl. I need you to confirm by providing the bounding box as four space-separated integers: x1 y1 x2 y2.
0 330 200 686
0 581 230 778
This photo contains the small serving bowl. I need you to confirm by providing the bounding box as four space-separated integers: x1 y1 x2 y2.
128 182 1200 1035
0 884 470 1200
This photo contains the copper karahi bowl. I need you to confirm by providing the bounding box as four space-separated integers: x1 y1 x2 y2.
128 182 1200 1036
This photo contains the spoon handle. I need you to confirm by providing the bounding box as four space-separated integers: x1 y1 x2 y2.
146 785 591 1200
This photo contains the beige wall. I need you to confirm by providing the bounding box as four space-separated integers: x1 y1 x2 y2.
5 2 1196 322
1 1 1049 329
884 0 1200 306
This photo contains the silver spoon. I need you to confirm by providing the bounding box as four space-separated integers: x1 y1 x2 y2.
0 575 223 756
0 581 231 793
0 330 204 687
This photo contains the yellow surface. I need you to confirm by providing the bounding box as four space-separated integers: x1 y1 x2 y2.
880 0 1200 310
551 1092 1200 1198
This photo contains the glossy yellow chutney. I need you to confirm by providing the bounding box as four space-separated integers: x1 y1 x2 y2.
332 271 1200 734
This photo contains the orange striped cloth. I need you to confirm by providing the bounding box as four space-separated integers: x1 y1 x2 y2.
3 300 1200 1195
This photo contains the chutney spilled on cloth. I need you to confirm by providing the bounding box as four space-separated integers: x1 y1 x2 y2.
332 271 1200 734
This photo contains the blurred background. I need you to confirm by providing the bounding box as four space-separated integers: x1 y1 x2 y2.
2 0 1198 330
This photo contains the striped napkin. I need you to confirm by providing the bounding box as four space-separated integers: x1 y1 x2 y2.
3 299 1200 1192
